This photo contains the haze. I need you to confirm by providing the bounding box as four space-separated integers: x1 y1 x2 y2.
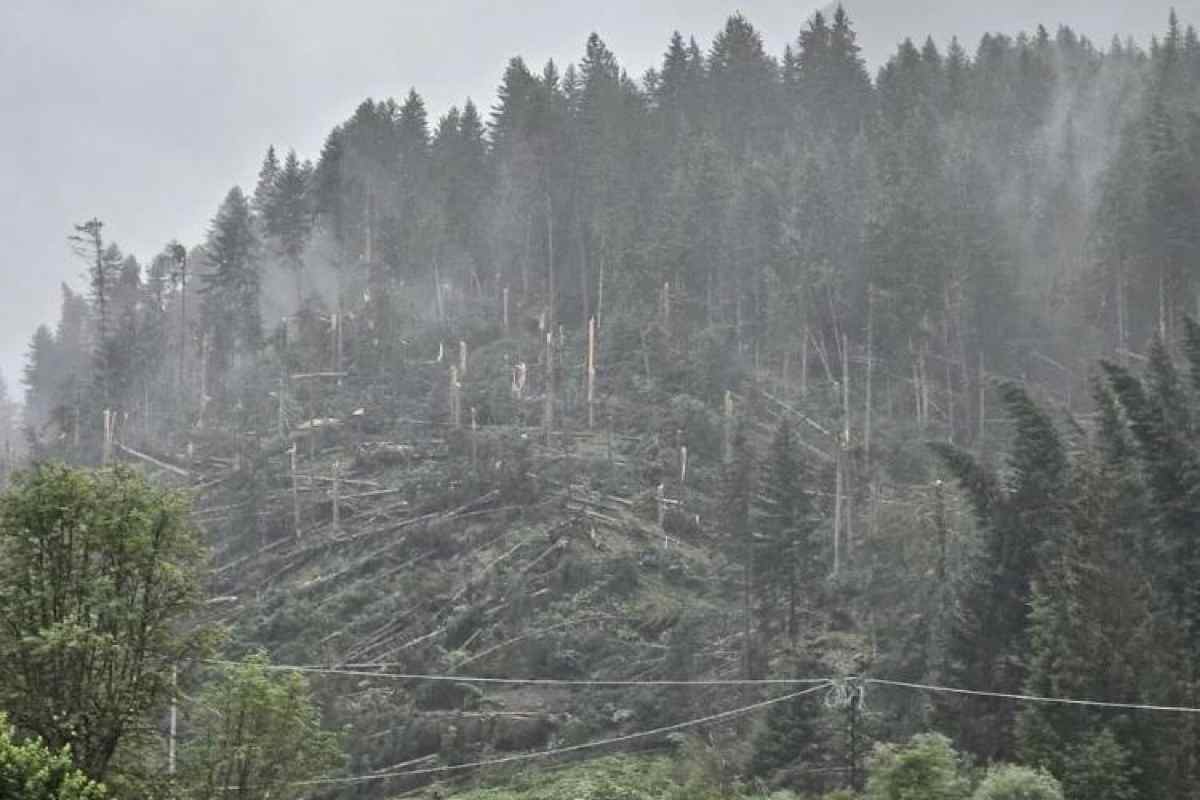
0 0 1180 388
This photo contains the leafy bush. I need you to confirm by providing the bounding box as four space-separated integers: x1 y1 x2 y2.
0 714 105 800
865 733 969 800
971 764 1062 800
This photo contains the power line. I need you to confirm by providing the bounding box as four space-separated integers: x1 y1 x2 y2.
260 681 834 789
864 677 1200 714
202 659 833 687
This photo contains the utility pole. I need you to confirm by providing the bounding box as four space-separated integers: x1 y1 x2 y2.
168 665 177 775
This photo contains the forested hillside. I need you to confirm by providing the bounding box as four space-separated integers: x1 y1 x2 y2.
9 7 1200 799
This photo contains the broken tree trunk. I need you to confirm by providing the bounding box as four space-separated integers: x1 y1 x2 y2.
587 316 596 430
864 287 874 461
332 459 341 534
543 332 554 446
723 390 734 464
290 444 301 538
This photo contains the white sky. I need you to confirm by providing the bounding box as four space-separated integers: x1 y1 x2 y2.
0 0 1184 393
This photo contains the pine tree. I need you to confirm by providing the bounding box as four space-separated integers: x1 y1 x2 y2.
722 418 760 678
931 383 1068 762
252 145 280 227
201 187 260 394
269 149 313 304
756 418 817 642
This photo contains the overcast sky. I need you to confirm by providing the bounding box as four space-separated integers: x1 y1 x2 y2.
0 1 1187 394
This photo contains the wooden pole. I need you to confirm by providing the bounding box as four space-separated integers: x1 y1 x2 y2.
459 340 468 377
168 665 177 775
587 317 596 430
502 286 510 335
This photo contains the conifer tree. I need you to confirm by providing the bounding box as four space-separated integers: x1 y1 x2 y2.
756 418 817 642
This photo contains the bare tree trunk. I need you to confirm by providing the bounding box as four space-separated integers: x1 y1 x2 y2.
842 334 853 566
545 191 555 333
502 286 510 336
1117 257 1127 363
978 351 986 448
587 317 596 430
723 390 734 465
597 257 606 324
543 333 554 446
332 459 341 534
433 259 445 323
290 444 301 538
833 447 842 578
801 326 809 398
450 365 461 429
864 288 874 461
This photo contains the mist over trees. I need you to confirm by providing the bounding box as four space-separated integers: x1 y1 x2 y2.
9 6 1200 800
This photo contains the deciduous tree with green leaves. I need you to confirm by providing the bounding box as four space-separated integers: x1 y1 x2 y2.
180 654 343 800
0 464 209 781
0 714 106 800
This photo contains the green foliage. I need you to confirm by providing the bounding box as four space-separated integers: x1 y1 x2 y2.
1060 729 1137 800
750 679 824 779
864 733 969 800
447 756 678 800
970 765 1061 800
0 714 106 800
0 464 210 781
179 654 343 800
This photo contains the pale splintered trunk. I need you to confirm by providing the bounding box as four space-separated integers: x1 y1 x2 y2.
597 257 605 324
470 406 478 468
290 444 301 538
545 191 555 333
450 365 461 429
841 333 853 565
332 459 341 533
801 326 809 398
333 309 343 388
1116 257 1128 363
864 288 874 460
833 447 842 578
978 352 986 447
587 317 596 430
723 390 734 465
502 286 510 336
543 333 554 446
433 259 445 323
782 349 791 404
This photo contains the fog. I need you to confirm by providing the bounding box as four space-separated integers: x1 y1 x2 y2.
0 0 1183 385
